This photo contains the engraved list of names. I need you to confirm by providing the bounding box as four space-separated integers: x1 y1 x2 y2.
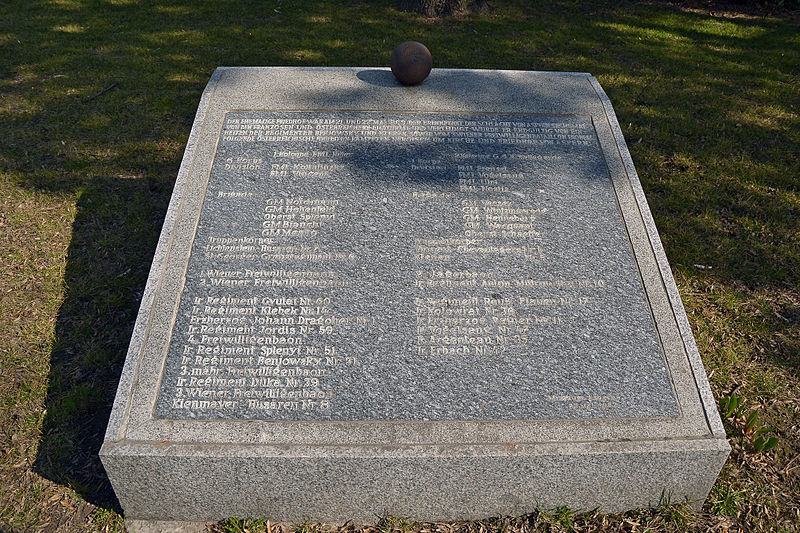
153 112 679 421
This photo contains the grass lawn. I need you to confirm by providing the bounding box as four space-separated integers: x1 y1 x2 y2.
1 0 798 531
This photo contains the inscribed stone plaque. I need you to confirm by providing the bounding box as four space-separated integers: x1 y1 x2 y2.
154 111 677 421
101 68 729 524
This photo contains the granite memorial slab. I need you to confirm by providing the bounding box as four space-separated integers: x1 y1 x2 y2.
100 67 730 525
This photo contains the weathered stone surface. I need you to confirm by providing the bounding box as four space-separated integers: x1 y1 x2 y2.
100 67 729 525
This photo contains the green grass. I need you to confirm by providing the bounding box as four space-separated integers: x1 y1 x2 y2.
1 0 798 531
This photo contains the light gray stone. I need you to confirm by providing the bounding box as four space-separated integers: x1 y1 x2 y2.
127 520 211 533
100 67 729 524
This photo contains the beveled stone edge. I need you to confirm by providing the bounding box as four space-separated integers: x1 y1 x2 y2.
103 68 226 443
587 76 727 440
103 434 732 459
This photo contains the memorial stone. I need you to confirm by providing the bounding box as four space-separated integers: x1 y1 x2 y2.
100 67 730 526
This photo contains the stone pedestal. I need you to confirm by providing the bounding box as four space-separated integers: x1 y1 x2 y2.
100 67 729 524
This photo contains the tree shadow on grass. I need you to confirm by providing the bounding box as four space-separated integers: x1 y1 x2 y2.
33 174 171 510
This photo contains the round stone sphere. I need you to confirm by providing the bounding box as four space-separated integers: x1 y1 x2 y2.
390 41 432 86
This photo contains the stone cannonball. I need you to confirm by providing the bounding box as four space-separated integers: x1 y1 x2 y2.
390 41 432 86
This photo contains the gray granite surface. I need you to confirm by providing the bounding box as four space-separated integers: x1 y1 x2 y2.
154 111 676 422
100 67 729 525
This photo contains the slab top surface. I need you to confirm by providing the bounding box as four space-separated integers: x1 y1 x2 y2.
104 68 725 446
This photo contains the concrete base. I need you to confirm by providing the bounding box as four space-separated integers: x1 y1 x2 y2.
107 440 728 522
126 520 212 533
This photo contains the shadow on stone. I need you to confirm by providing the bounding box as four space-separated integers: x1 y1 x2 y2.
356 69 402 88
